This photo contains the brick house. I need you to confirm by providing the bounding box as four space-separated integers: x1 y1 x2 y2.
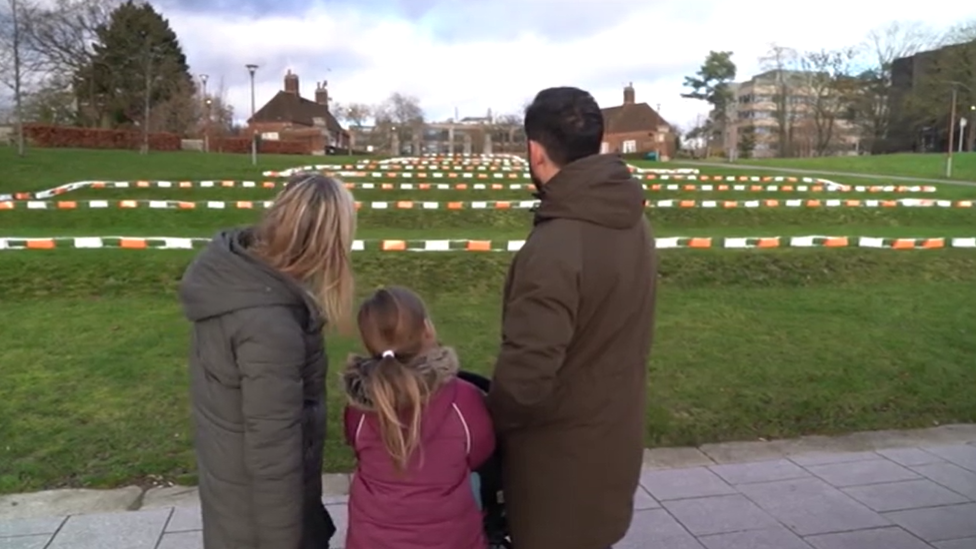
600 84 674 159
247 70 350 153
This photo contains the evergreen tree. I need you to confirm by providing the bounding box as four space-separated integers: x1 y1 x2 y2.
75 0 193 130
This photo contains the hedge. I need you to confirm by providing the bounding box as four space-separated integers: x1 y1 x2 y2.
23 124 181 151
210 137 310 155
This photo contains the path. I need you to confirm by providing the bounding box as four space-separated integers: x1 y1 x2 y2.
1 425 975 548
680 161 976 188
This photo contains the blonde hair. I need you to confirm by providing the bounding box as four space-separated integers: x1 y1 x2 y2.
351 287 432 470
251 172 356 332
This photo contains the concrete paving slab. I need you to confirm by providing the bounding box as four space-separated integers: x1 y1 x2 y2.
164 506 201 533
663 494 778 536
804 526 933 549
708 459 810 485
325 503 347 549
842 479 969 512
643 447 716 469
737 478 890 536
884 503 976 542
924 445 976 473
640 467 736 501
614 509 704 549
141 486 198 509
698 526 813 549
933 538 976 549
633 485 660 510
805 459 920 488
618 533 705 549
46 508 172 549
0 516 64 537
156 531 203 549
877 447 946 467
789 451 880 467
0 487 142 520
0 535 51 549
911 463 976 500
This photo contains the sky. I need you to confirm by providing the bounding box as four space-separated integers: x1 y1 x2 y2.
117 1 976 129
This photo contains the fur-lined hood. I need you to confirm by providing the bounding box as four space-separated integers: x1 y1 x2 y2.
342 346 460 410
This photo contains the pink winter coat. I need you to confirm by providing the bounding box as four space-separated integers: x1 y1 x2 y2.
342 347 495 549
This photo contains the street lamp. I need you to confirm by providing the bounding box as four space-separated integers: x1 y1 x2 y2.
246 64 258 165
945 81 973 178
199 74 209 152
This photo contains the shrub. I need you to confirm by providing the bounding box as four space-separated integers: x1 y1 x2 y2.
23 124 181 151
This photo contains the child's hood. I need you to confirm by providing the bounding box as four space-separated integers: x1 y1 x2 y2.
343 346 462 442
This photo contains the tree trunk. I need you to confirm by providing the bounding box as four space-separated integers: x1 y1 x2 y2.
11 0 25 156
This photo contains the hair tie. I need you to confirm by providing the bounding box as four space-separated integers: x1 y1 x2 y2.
381 350 395 358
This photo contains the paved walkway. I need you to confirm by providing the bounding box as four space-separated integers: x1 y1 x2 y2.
680 161 976 187
2 425 976 548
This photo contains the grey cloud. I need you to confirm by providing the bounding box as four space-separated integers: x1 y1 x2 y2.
180 42 371 94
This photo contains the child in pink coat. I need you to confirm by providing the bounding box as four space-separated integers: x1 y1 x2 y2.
342 286 495 549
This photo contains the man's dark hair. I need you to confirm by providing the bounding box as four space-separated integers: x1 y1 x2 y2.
524 87 604 167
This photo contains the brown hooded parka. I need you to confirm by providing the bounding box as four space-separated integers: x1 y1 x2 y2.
488 153 657 549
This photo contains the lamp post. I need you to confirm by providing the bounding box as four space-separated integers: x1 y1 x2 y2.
246 64 258 165
200 74 209 152
945 81 974 178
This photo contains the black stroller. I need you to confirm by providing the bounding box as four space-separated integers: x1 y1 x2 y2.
457 371 512 549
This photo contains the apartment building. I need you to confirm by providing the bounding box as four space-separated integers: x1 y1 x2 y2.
719 70 859 158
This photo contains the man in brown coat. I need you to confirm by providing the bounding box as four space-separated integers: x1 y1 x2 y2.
487 87 657 549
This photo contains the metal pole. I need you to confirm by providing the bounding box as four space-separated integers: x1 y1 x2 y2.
200 74 208 152
142 53 151 154
947 87 957 178
246 64 258 165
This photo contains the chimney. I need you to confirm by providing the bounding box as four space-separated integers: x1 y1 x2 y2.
623 82 635 105
315 81 329 108
284 69 299 95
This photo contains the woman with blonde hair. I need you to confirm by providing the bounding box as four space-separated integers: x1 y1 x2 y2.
178 172 356 549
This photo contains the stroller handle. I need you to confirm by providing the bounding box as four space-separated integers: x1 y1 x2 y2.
457 370 491 394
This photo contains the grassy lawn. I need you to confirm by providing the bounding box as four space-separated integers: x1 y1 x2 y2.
3 279 975 494
0 146 362 190
1 146 975 494
719 152 976 181
2 208 975 240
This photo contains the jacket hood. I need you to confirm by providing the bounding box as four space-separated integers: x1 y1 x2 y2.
534 153 645 229
178 228 320 325
343 346 461 443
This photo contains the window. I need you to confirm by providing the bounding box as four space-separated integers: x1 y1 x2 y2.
622 140 637 153
600 141 609 153
656 133 665 143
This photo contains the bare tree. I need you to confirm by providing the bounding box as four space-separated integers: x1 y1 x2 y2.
373 92 424 153
759 44 801 157
849 21 940 152
333 102 371 128
20 74 76 124
798 47 856 155
0 0 42 156
22 0 119 75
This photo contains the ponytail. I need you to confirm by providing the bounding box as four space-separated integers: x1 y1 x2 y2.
366 355 427 471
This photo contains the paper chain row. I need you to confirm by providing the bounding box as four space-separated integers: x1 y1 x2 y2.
4 179 934 201
264 164 698 176
2 198 972 210
2 236 973 250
